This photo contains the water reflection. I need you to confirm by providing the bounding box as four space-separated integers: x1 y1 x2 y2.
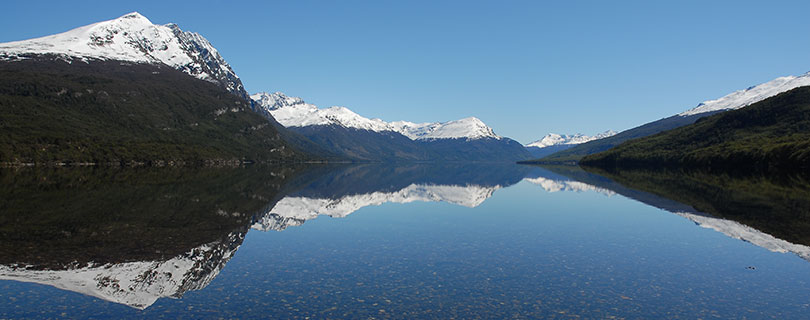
0 164 530 309
0 166 298 309
529 164 810 262
252 164 530 231
522 167 616 196
2 163 809 313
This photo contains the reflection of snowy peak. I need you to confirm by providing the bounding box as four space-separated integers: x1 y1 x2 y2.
251 184 499 231
674 211 810 262
527 130 616 148
0 12 248 98
250 91 500 140
524 176 615 196
0 232 245 309
679 72 810 116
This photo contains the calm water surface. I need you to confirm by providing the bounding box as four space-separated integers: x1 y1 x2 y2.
1 164 809 318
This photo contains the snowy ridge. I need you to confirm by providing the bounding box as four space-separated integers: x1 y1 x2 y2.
0 232 244 309
250 91 501 140
679 72 810 116
524 176 616 196
0 12 247 98
251 183 499 231
673 211 810 262
526 130 616 148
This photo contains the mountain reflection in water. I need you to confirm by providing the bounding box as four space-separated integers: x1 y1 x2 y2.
531 165 810 263
0 166 296 309
0 164 530 308
252 164 529 231
1 163 809 311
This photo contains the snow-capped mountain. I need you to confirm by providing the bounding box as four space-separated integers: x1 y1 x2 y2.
538 71 810 161
680 72 810 116
0 232 245 309
251 91 500 140
526 130 617 148
0 12 248 99
251 183 500 231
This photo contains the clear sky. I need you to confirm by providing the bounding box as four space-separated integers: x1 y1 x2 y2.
2 0 809 143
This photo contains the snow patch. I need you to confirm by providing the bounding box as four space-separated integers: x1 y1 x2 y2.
679 72 810 116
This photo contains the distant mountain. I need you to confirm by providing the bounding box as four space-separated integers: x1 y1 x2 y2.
525 131 616 158
580 86 810 173
251 92 532 161
0 13 316 164
534 71 810 163
526 131 617 148
252 91 500 139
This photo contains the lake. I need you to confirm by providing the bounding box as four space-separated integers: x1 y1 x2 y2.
1 164 809 318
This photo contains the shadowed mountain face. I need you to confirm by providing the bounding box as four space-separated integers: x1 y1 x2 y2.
0 57 313 164
286 125 532 162
527 164 810 262
0 166 301 308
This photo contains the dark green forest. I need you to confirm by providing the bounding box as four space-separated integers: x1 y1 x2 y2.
0 57 312 165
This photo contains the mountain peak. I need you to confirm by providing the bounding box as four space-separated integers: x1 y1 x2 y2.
0 12 248 99
527 130 616 148
119 12 151 23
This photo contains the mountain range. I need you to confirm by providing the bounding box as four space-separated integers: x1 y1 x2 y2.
251 91 531 161
0 12 535 164
534 71 810 163
580 86 810 173
0 12 316 165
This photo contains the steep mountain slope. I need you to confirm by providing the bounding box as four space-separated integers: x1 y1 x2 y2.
580 86 810 173
525 131 616 158
536 71 810 163
0 57 309 164
0 13 319 164
0 12 249 99
251 92 532 161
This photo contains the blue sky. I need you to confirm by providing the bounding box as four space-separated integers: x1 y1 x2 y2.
2 1 809 143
